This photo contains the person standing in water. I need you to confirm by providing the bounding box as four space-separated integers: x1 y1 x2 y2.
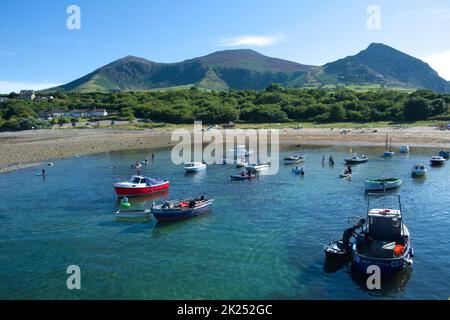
42 169 46 177
152 153 155 160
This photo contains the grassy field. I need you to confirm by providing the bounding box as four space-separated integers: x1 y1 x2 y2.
55 120 442 132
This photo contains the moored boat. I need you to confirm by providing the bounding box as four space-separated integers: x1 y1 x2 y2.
344 154 368 164
115 209 152 220
230 173 257 180
114 176 170 197
324 240 352 259
411 163 427 177
352 195 413 275
246 162 270 172
430 156 446 166
283 154 306 165
383 133 395 157
399 145 410 153
439 151 449 159
184 161 207 172
364 178 402 191
151 197 214 222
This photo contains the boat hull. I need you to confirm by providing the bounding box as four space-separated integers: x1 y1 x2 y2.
230 175 256 180
430 160 445 166
383 151 395 157
352 245 413 275
364 179 402 191
344 158 368 164
114 181 170 197
152 201 214 222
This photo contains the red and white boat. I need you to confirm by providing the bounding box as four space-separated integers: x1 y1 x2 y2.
114 175 170 197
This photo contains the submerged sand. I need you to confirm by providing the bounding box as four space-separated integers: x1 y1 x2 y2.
0 126 449 174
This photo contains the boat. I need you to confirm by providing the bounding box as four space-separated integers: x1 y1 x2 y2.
151 197 215 222
344 154 368 164
340 173 352 179
399 145 410 153
292 167 305 175
411 163 427 177
114 175 170 197
324 240 352 259
430 156 446 166
246 162 270 172
383 133 395 157
228 145 253 158
352 195 413 275
364 178 403 191
283 154 306 165
184 162 207 172
230 173 257 180
439 151 450 159
115 209 152 220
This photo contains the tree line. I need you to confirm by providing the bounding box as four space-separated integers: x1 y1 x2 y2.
1 84 450 131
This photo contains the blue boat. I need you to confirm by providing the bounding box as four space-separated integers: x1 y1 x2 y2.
352 194 413 275
439 151 450 159
151 197 214 222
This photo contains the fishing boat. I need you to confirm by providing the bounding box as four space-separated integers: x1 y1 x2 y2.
283 154 306 165
344 154 368 164
430 156 446 166
115 209 152 220
438 151 450 159
411 163 427 177
364 178 403 191
114 176 170 197
230 172 257 180
292 167 305 175
352 195 413 275
151 197 215 222
246 162 270 172
383 133 395 157
184 161 207 172
399 145 410 154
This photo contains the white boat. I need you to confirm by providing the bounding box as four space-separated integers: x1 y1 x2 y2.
283 154 306 164
411 163 427 177
228 145 253 158
236 158 248 168
344 154 368 164
399 145 410 153
115 209 152 220
430 156 446 166
184 162 207 172
246 162 270 172
364 178 403 191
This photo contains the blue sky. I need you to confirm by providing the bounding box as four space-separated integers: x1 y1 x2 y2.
1 0 450 93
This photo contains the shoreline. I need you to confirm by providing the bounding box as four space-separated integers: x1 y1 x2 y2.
1 126 449 174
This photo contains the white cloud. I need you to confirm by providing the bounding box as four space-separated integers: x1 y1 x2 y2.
218 33 286 47
0 81 62 94
421 50 450 81
395 9 450 21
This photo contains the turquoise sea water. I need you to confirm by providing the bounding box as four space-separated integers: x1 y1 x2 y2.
0 146 449 300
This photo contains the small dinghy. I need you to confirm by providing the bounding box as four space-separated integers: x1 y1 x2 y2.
246 162 270 173
340 173 352 179
230 173 256 180
411 163 427 177
115 209 152 220
324 240 351 259
399 145 410 154
184 161 207 172
283 154 306 165
364 178 402 191
344 154 368 164
430 156 446 166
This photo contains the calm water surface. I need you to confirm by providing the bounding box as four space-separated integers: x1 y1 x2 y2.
0 146 449 299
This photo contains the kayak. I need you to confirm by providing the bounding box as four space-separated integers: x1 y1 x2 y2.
230 174 256 180
340 173 352 178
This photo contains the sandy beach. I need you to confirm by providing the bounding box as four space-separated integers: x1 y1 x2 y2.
1 126 449 174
